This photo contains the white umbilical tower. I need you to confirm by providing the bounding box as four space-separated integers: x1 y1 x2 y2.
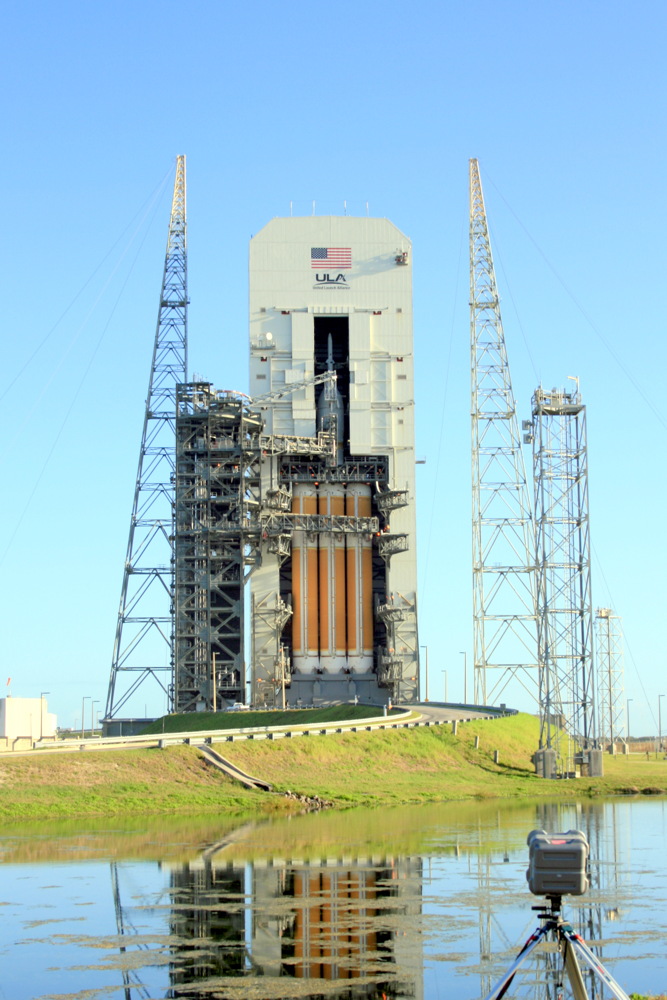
469 159 537 705
531 383 597 758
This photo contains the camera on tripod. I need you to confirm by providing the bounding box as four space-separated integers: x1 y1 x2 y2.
483 829 631 1000
526 828 589 897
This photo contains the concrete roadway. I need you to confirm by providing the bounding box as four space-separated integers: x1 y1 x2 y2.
411 702 507 723
3 702 508 759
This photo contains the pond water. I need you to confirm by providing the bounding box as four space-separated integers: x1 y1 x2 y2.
0 797 665 999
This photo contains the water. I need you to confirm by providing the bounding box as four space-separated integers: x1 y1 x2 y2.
0 798 665 999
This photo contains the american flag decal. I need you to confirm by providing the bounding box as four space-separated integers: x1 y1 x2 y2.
311 247 352 269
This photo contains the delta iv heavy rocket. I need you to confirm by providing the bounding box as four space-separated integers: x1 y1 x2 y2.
249 217 418 707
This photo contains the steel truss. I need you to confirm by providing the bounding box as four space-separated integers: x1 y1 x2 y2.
106 156 187 720
174 384 263 712
531 385 597 762
376 593 417 695
595 608 626 750
280 457 389 484
174 374 404 711
469 158 537 705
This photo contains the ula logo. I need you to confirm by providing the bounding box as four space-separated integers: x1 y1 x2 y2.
314 273 348 285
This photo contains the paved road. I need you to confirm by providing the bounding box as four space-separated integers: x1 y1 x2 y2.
411 702 505 723
3 702 510 759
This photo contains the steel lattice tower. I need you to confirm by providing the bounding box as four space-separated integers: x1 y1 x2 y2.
469 159 537 705
106 156 188 720
596 607 626 749
531 383 597 761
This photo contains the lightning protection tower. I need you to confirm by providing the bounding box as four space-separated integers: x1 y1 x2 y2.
531 382 599 772
469 159 537 706
105 156 188 723
595 607 626 751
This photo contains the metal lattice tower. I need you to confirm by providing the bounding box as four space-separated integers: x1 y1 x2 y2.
469 158 537 706
106 156 188 720
173 385 263 713
596 607 626 749
172 372 380 713
531 383 597 759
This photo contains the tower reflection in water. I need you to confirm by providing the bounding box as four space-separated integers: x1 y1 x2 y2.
531 802 616 1000
167 854 422 999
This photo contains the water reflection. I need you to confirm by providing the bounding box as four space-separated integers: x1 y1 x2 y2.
527 802 625 1000
165 855 422 998
1 797 665 1000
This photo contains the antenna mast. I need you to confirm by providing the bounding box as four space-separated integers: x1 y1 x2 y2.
106 156 188 721
469 159 537 705
596 607 626 751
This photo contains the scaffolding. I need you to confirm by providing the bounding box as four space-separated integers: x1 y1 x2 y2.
469 158 537 706
531 384 598 767
106 156 187 720
173 384 263 712
596 608 626 750
174 380 383 710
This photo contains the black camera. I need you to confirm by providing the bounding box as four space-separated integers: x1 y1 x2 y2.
526 829 589 896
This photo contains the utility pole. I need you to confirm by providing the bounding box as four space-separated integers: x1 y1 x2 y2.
420 645 429 701
469 159 537 707
659 694 665 757
106 156 188 723
40 692 49 740
595 608 625 752
460 651 467 705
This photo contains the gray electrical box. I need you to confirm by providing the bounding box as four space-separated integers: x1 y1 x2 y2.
526 829 589 896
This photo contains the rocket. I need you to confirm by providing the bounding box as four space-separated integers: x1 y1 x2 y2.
316 334 345 465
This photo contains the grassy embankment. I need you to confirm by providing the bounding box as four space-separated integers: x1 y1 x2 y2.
1 711 665 822
218 712 667 806
139 703 396 734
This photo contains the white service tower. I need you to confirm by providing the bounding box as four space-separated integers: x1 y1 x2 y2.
249 217 419 707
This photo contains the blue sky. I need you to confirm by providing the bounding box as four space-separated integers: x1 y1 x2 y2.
2 0 665 734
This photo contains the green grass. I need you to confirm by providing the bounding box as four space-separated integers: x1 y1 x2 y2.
1 713 665 823
0 745 291 822
218 714 544 806
140 703 399 734
219 713 667 806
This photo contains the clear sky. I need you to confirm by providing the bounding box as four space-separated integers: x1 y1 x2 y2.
2 0 665 735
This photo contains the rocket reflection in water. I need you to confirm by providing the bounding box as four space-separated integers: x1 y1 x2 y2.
166 855 423 999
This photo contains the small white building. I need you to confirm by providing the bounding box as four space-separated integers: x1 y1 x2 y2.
0 697 57 741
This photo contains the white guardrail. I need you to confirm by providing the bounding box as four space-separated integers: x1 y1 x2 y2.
22 708 507 755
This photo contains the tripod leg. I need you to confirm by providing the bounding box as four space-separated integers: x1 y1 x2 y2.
481 924 549 1000
562 938 590 1000
561 927 632 1000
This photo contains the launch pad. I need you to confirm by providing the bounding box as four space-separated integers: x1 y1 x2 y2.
171 217 419 712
